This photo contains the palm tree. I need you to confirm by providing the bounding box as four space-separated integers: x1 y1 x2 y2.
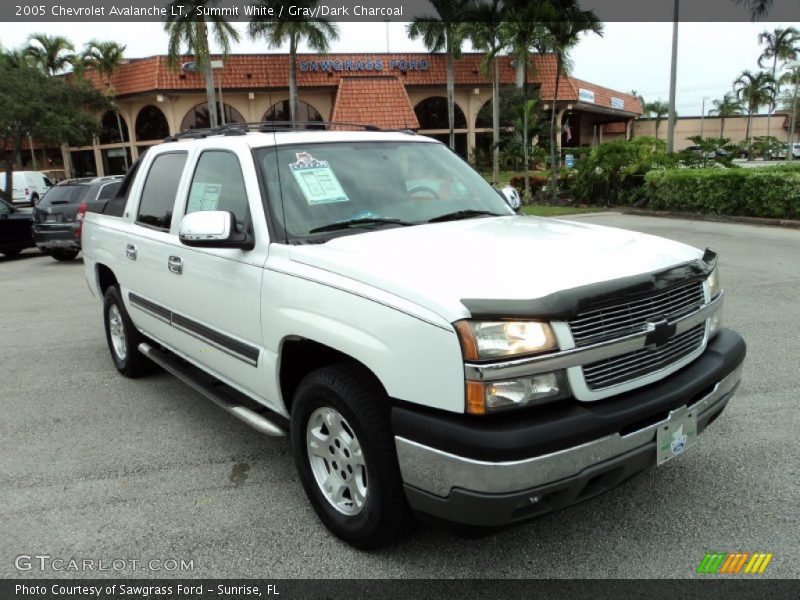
542 0 603 194
757 27 800 147
25 34 74 76
464 0 507 185
82 41 129 170
709 92 744 138
165 0 240 129
734 0 773 20
500 3 551 197
408 0 470 151
645 100 670 140
249 0 338 126
734 70 777 159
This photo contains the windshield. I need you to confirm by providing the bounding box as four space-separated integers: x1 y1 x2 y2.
255 141 513 242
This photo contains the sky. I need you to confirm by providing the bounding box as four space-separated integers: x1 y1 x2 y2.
3 21 797 116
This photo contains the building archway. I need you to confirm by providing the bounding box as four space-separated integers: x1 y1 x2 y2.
414 96 468 157
98 110 129 144
414 96 467 130
263 99 324 127
135 105 170 141
180 102 245 130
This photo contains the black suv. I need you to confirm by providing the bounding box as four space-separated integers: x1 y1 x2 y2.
33 176 123 261
0 198 35 258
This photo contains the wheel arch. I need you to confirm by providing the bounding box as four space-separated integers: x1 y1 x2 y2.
278 337 388 416
96 263 119 297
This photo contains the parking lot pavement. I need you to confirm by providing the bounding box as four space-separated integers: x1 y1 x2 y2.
1 214 798 579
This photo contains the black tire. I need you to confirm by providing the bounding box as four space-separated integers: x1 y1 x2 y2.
103 286 149 378
1 248 22 257
291 363 414 549
52 249 80 261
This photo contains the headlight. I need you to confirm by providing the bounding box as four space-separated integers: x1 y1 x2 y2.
454 320 557 360
707 267 723 337
707 267 721 299
466 372 570 414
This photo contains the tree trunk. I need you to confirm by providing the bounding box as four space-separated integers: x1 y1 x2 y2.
14 132 23 170
549 58 562 198
766 54 777 149
746 111 753 160
201 22 218 129
3 135 14 201
446 50 455 151
289 35 298 125
522 56 530 199
492 56 500 186
720 116 724 139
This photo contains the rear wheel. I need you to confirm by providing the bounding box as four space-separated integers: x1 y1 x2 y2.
52 249 79 261
291 363 414 549
103 286 149 378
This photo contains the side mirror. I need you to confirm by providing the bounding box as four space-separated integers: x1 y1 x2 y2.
497 186 521 211
179 210 253 250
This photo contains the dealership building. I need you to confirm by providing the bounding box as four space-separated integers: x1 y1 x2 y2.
58 52 643 177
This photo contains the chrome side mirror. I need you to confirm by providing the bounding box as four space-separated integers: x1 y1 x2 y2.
179 211 252 249
497 185 521 211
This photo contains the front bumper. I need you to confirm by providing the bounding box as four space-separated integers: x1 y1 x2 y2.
33 224 80 251
394 328 745 527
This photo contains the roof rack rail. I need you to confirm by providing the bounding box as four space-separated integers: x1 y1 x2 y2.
163 121 417 142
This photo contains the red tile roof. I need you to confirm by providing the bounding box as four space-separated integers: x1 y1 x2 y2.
330 76 420 129
79 53 642 116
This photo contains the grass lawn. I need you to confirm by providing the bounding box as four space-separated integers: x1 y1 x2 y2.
520 205 607 217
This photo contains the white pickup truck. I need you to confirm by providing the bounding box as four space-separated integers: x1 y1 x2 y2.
82 125 745 549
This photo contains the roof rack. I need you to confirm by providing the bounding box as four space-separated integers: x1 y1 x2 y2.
163 121 417 142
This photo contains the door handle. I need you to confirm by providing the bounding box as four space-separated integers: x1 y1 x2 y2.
125 244 137 260
167 255 183 275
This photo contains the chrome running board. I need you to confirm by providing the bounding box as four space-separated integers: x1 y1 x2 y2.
138 342 287 437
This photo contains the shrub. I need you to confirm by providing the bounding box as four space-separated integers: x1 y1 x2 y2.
570 137 675 205
644 168 800 219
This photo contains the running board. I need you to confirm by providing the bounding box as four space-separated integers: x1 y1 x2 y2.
138 342 287 437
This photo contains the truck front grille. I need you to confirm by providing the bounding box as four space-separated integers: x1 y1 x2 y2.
568 280 705 347
581 323 706 390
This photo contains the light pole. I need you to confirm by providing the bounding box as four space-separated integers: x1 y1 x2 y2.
700 96 709 138
666 0 679 153
786 61 800 162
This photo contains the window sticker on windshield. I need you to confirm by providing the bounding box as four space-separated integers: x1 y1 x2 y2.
289 152 349 205
187 183 222 212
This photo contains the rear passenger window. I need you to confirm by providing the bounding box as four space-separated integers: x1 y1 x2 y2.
186 151 249 228
136 152 187 230
98 182 122 201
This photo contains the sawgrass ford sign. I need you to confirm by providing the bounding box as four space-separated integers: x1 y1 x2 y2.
299 57 430 72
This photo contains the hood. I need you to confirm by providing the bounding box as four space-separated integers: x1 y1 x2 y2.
289 216 703 322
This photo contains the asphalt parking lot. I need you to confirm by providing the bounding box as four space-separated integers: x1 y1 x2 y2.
1 213 798 579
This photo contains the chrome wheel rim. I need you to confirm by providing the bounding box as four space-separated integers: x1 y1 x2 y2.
306 406 368 516
108 304 127 361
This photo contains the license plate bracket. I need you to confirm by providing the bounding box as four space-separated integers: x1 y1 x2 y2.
656 405 698 465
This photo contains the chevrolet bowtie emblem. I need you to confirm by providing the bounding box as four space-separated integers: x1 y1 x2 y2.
645 318 677 348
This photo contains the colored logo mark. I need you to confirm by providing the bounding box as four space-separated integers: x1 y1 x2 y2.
696 552 773 574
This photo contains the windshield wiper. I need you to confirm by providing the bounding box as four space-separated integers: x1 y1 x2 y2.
308 217 414 234
427 209 505 223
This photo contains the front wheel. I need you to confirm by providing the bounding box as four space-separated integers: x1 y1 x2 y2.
52 249 79 261
103 286 149 378
291 363 414 549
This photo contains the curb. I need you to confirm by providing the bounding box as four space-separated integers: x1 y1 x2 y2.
619 208 800 230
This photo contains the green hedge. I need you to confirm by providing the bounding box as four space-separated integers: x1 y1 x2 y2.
644 168 800 219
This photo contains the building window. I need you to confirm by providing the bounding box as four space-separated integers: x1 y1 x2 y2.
136 105 170 141
69 150 97 178
98 111 129 144
180 103 245 130
101 147 132 176
414 97 467 130
263 100 324 127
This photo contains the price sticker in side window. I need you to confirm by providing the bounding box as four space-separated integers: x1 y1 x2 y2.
289 152 349 206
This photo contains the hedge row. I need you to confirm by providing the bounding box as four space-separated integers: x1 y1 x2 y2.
644 168 800 219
